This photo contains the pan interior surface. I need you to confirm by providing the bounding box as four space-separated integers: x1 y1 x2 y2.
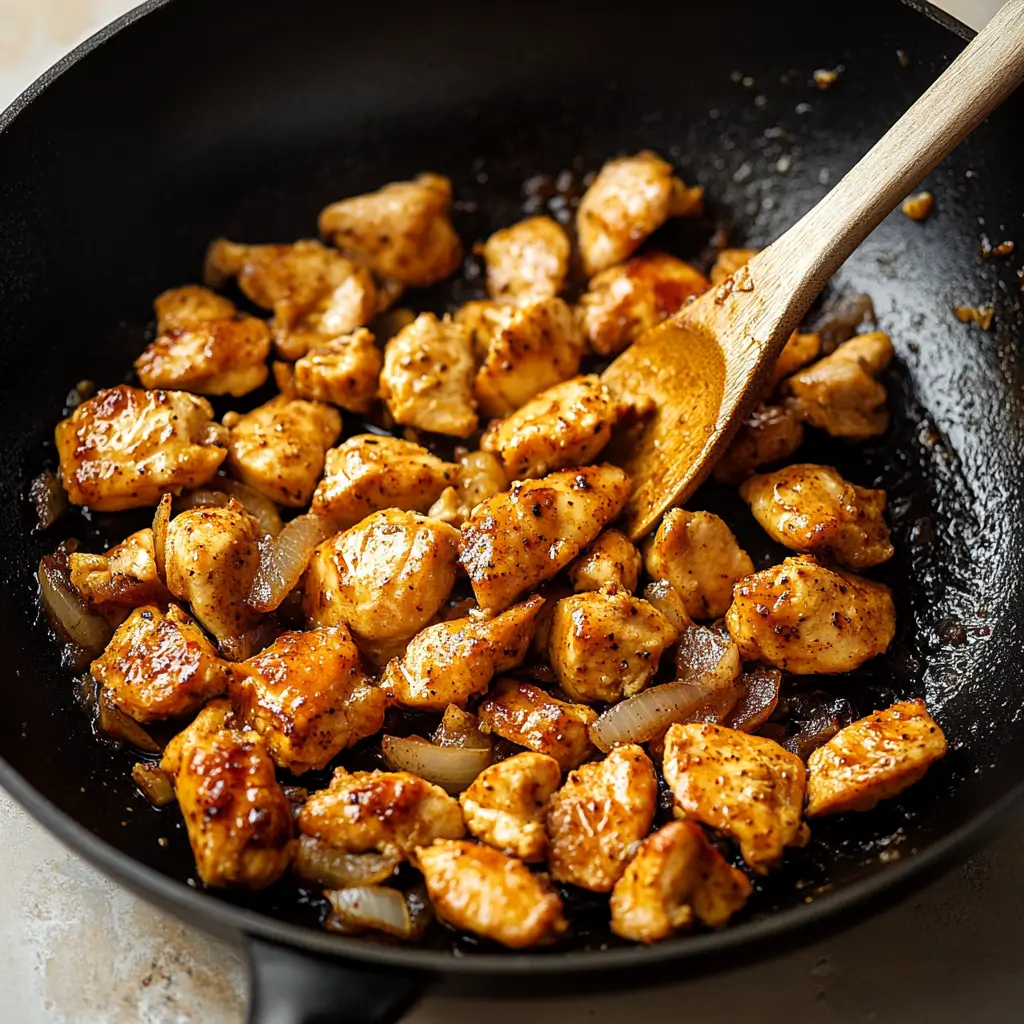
0 0 1023 970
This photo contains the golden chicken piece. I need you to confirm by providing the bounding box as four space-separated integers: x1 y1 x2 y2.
547 744 658 892
91 603 228 722
769 332 822 391
381 596 545 711
478 678 597 771
579 252 710 356
662 722 809 874
412 839 567 949
610 821 752 943
643 509 754 620
69 528 169 612
473 297 585 418
154 284 237 333
289 327 382 414
427 450 507 527
480 375 624 480
298 767 465 858
709 247 759 287
784 332 894 440
568 529 641 594
549 591 677 703
230 625 386 775
161 700 293 889
317 173 462 287
459 752 562 862
224 394 341 507
481 216 570 303
740 463 894 570
806 699 947 817
460 464 631 614
55 385 227 512
453 299 506 361
380 313 478 437
577 151 703 276
713 403 805 485
725 554 896 674
312 434 456 527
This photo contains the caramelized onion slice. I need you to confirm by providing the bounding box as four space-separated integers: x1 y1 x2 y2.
247 513 336 614
726 665 782 732
294 836 400 889
97 689 161 753
381 734 491 793
132 762 176 807
29 470 68 530
433 705 492 750
324 885 432 940
218 479 283 537
38 550 112 657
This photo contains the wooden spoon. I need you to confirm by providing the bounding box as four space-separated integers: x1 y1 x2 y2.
604 0 1024 540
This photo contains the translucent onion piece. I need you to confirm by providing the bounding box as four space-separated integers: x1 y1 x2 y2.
294 836 400 889
152 494 172 583
218 479 283 537
97 689 161 753
381 734 491 793
132 762 176 807
29 470 68 530
38 552 112 656
247 513 336 614
325 885 432 940
727 665 782 732
175 489 232 512
675 624 741 689
433 705 492 750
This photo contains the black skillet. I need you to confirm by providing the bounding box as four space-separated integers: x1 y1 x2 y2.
2 0 1024 1020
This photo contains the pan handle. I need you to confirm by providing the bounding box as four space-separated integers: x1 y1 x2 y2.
245 936 429 1024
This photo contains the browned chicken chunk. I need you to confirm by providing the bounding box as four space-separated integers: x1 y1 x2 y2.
454 299 506 362
427 450 508 527
709 248 758 287
713 403 805 485
769 332 822 391
569 529 641 594
69 528 169 612
154 284 236 333
289 327 381 413
481 215 570 303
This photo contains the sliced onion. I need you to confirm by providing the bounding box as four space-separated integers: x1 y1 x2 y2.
727 665 782 732
152 494 171 583
643 580 691 632
324 885 432 940
175 489 232 512
294 836 399 888
29 470 68 530
132 762 176 807
433 705 492 750
97 689 161 753
675 624 741 689
38 551 112 657
381 734 491 793
218 479 283 537
247 512 336 613
784 714 840 761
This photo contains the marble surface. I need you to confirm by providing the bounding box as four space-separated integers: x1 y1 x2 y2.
0 0 1017 1021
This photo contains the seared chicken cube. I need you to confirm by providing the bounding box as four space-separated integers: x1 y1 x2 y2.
224 395 341 507
610 820 752 943
768 332 822 392
298 767 465 859
662 722 809 873
381 596 544 711
230 625 386 775
478 678 597 771
318 173 462 287
460 464 631 614
91 603 228 722
806 699 947 816
473 297 585 418
579 253 710 356
785 332 894 440
549 591 677 703
725 554 896 674
740 463 893 570
547 744 658 891
459 751 562 862
412 839 567 949
577 151 703 275
69 528 169 612
154 284 236 333
55 385 227 511
481 215 570 303
290 327 382 414
480 375 623 480
161 700 293 889
380 313 478 437
427 450 507 527
569 529 641 594
709 247 759 287
312 435 456 527
713 403 805 485
454 299 506 361
644 509 754 620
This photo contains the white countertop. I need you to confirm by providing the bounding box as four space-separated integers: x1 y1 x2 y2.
0 1 1017 1021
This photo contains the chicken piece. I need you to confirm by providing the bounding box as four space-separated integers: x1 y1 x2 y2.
381 595 544 711
154 285 237 334
577 152 702 275
480 375 623 480
784 332 894 440
644 509 754 620
412 839 567 949
473 297 585 418
453 299 506 361
713 403 805 484
55 385 227 511
662 722 809 873
230 625 386 775
69 529 169 612
769 332 821 391
478 678 597 770
549 591 677 703
161 700 293 889
317 173 462 287
305 510 461 652
709 248 759 287
427 450 508 527
610 820 752 943
547 744 658 891
806 699 947 817
298 767 465 858
91 604 228 722
569 529 641 594
481 216 570 303
579 253 710 356
459 752 562 862
725 554 896 674
460 464 631 614
223 394 341 507
289 328 381 414
740 463 894 570
380 313 478 437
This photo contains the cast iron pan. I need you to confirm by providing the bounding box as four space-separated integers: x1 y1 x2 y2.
2 0 1024 1019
